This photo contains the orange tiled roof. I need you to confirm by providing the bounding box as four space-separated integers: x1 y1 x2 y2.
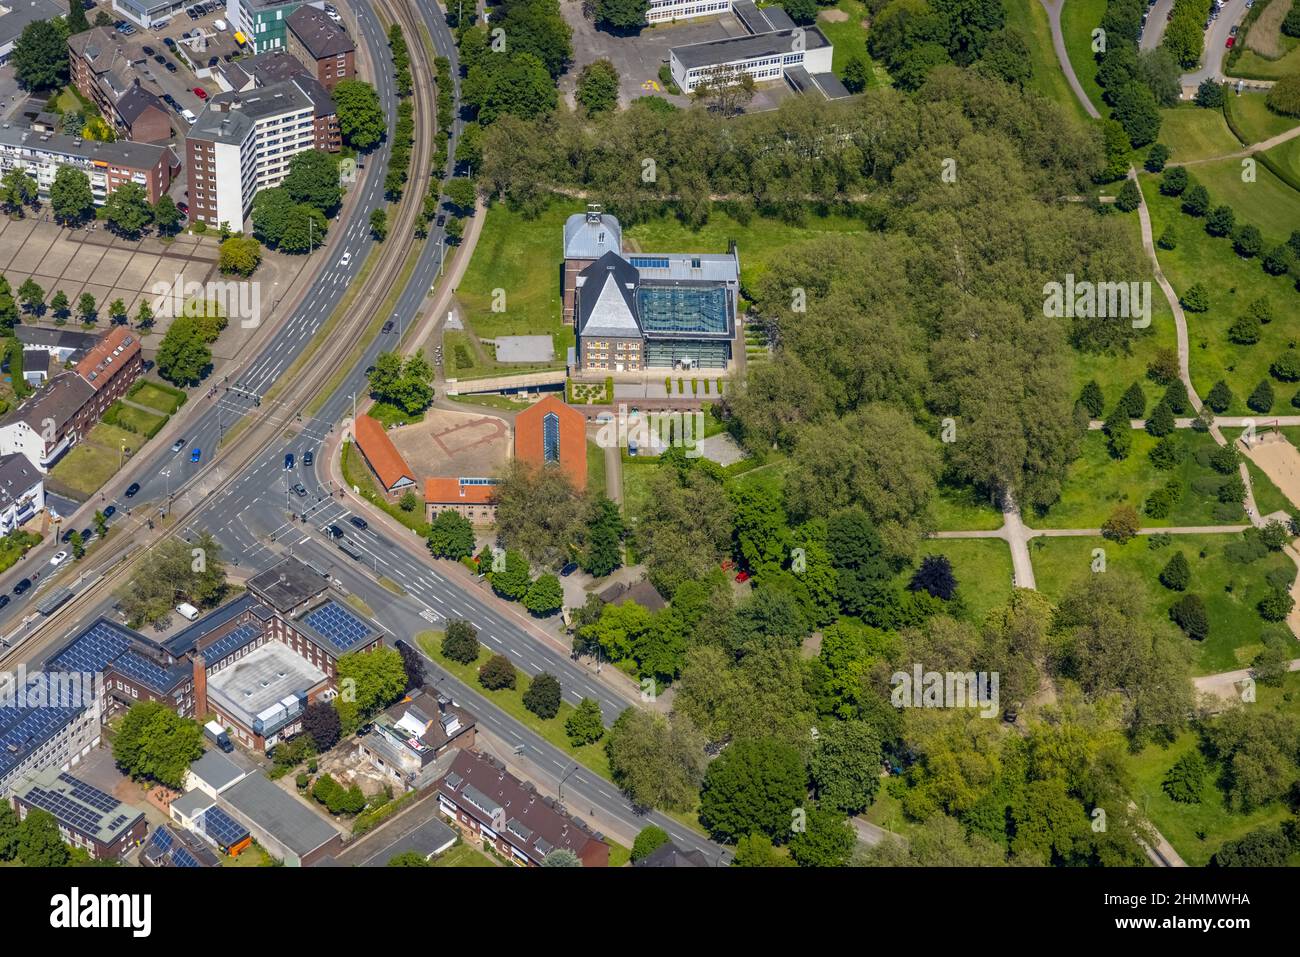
75 327 140 391
353 414 416 492
424 478 497 505
514 395 587 492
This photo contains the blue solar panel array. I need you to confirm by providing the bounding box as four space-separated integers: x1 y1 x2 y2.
171 846 201 868
201 805 249 849
0 676 85 779
148 827 173 854
111 650 181 695
302 602 374 652
201 623 262 666
47 620 135 676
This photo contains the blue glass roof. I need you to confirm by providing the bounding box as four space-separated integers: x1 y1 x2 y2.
635 283 730 337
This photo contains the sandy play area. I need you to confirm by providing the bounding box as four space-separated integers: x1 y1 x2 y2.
388 407 511 478
1240 431 1300 514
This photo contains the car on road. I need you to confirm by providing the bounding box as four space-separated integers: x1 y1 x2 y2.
50 551 69 567
349 516 368 530
284 453 295 470
178 202 189 216
13 579 30 596
326 524 344 539
382 320 395 333
81 528 94 542
180 107 196 124
165 62 177 73
190 448 202 463
436 214 446 227
171 439 187 453
292 483 307 497
1226 35 1235 47
1230 24 1238 35
193 87 208 100
339 252 352 267
125 482 140 497
103 505 116 518
0 595 10 609
163 37 176 48
303 450 314 466
61 529 75 543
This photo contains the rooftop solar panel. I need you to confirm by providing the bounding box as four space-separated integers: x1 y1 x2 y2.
148 828 174 854
201 623 263 665
171 846 201 868
302 602 373 652
201 805 249 849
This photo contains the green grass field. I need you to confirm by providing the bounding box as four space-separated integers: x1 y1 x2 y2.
1030 532 1295 674
1139 173 1300 411
1060 0 1107 114
1125 722 1296 866
110 402 167 437
1006 0 1091 123
1261 134 1300 186
1225 91 1299 145
431 843 499 867
930 482 1004 532
127 380 184 415
1160 105 1241 163
914 538 1015 625
1184 154 1300 245
1037 430 1244 529
586 439 607 499
815 0 869 77
1228 33 1300 79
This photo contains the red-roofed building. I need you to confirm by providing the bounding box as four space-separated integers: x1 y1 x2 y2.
352 414 417 498
425 477 497 526
514 396 586 492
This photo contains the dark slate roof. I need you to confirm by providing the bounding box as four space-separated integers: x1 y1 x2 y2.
164 592 259 657
115 83 167 126
0 372 95 435
246 557 328 612
575 252 641 340
287 5 355 58
14 326 100 354
0 453 41 513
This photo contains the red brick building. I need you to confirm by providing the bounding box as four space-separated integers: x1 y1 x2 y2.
514 395 588 492
285 5 356 90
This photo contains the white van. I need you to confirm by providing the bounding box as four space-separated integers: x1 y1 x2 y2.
214 18 228 30
176 602 200 621
181 108 197 124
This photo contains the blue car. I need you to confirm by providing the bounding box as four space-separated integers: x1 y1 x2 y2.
190 448 202 463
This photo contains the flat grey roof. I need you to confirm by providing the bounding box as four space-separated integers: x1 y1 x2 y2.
357 816 457 866
205 641 326 729
811 71 853 99
671 26 831 72
190 750 246 792
171 789 216 820
222 772 339 857
247 556 329 612
494 335 555 363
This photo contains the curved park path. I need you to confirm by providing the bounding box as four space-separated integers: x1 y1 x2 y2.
1040 0 1101 119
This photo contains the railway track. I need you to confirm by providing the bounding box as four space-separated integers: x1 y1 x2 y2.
0 0 439 668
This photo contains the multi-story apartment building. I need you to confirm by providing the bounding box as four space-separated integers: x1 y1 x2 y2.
0 453 45 536
11 768 147 859
186 77 333 227
0 126 177 205
285 5 355 90
67 26 174 144
229 0 324 54
0 327 144 473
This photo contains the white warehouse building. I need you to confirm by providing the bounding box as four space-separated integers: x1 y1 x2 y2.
670 25 834 92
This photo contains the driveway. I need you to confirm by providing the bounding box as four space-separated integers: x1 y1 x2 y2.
1182 0 1250 89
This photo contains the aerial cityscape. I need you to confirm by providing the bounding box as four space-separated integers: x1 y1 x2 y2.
0 0 1292 910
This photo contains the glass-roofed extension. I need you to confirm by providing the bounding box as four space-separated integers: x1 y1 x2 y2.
635 282 733 369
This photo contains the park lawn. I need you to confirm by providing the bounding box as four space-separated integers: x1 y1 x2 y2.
1029 532 1295 674
1060 0 1107 115
128 380 184 415
1139 173 1300 411
1261 134 1300 185
1185 154 1300 245
620 456 661 519
915 538 1015 625
368 400 424 428
1159 105 1241 163
929 481 1003 531
1228 33 1300 79
456 201 567 352
1224 91 1299 145
49 444 120 496
1036 430 1243 529
623 207 871 292
111 402 167 437
863 782 925 842
1066 209 1178 411
432 843 499 867
1005 0 1091 123
1221 427 1299 514
415 631 615 782
1124 725 1295 867
816 0 869 75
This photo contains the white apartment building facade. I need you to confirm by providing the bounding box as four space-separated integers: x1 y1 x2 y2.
669 27 834 92
186 80 318 228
